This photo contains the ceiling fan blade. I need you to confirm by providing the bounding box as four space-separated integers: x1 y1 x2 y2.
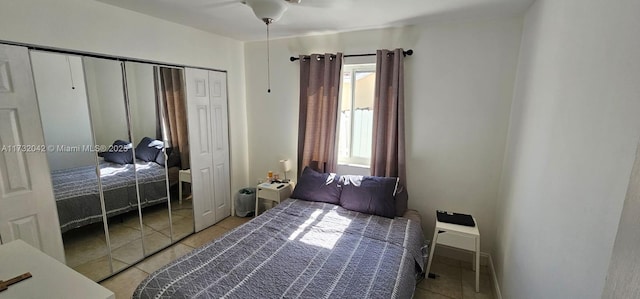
294 0 352 9
199 0 240 9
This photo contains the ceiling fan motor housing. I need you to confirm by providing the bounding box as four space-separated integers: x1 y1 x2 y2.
244 0 289 23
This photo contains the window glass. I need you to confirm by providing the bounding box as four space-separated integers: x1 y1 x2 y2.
338 64 375 166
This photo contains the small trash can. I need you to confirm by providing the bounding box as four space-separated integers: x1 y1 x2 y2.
235 187 256 217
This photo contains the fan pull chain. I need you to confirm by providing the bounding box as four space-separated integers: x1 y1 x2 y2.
66 56 76 90
266 23 271 93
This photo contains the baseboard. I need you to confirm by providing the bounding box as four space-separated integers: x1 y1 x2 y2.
488 254 503 299
432 244 503 298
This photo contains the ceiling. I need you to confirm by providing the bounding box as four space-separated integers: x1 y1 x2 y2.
96 0 534 42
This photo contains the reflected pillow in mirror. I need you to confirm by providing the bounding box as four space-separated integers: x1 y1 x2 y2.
155 147 177 167
102 150 133 164
166 149 182 168
290 167 341 204
99 140 133 163
112 139 133 150
155 149 166 166
135 137 161 162
339 175 398 218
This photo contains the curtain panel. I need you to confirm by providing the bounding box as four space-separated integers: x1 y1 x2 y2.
371 48 407 195
159 67 190 170
297 53 343 174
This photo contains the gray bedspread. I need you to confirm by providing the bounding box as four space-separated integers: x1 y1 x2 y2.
134 199 425 299
52 161 168 233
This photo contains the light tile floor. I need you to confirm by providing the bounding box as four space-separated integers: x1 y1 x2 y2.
99 216 494 299
413 256 495 299
64 199 194 281
99 216 251 299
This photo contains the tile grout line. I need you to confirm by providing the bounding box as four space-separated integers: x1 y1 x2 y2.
100 217 250 295
458 261 463 299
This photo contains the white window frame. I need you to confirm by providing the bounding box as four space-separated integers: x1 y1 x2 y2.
337 63 376 167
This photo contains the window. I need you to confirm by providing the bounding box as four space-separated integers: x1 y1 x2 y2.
338 64 376 167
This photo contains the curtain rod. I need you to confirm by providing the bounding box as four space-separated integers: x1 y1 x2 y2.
289 49 413 62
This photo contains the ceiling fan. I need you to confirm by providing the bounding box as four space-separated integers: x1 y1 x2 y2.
208 0 337 23
241 0 299 93
242 0 297 25
223 0 342 93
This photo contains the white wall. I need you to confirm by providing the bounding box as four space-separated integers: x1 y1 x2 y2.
126 62 158 143
603 142 640 298
84 57 130 148
244 17 523 252
31 51 95 170
0 0 249 197
494 0 640 297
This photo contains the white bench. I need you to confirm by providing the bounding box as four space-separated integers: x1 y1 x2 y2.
426 214 481 292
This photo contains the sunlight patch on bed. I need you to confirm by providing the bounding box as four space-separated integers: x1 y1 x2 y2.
134 162 153 171
289 209 352 249
99 166 128 177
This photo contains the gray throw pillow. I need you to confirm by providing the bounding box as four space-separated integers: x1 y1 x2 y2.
339 175 398 218
290 167 341 204
135 137 161 162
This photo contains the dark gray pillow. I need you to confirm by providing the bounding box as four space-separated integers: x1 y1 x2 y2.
166 149 182 168
135 137 161 162
339 175 399 218
395 183 409 217
102 150 133 164
290 167 341 204
155 149 166 166
100 140 133 164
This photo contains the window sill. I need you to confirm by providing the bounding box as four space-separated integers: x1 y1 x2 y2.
337 162 370 169
336 163 371 176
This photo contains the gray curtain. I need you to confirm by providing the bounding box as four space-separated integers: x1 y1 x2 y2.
297 53 343 174
371 48 406 190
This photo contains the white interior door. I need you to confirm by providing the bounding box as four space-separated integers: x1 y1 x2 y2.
209 71 231 221
0 44 65 262
186 68 216 232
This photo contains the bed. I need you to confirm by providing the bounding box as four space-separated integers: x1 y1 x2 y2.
133 198 425 298
52 160 171 233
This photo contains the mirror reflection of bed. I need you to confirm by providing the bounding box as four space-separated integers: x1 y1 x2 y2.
31 52 193 281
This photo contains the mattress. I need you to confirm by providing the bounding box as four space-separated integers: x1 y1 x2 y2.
52 160 168 233
134 198 425 299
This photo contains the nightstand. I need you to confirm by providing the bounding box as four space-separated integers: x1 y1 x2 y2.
178 169 191 204
254 182 293 216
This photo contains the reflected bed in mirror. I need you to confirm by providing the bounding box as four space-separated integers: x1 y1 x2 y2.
31 50 194 281
126 62 193 255
52 157 171 233
32 52 194 282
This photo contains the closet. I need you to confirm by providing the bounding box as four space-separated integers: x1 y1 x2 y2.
185 68 231 232
0 44 231 282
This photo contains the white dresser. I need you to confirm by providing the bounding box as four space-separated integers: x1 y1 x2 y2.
0 240 114 299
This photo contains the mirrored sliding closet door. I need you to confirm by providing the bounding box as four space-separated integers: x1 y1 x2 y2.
31 50 196 282
150 65 194 242
124 62 194 255
32 51 116 281
85 56 146 275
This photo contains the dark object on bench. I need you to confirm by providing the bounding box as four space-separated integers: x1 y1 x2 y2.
437 210 475 227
